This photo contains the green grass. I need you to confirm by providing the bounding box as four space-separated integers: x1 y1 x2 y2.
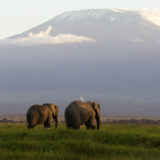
0 124 160 160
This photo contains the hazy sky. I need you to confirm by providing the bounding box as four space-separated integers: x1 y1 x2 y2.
1 0 160 39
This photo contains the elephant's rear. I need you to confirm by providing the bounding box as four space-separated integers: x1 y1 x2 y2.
26 105 39 129
64 107 71 128
65 102 81 129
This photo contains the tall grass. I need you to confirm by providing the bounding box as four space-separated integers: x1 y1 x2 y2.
0 124 160 160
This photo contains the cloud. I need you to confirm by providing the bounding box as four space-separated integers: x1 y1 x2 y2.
0 26 95 46
140 9 160 26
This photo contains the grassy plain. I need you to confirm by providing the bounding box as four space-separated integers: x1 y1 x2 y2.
0 123 160 160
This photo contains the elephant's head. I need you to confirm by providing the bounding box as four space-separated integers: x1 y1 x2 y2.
92 102 100 129
43 103 59 128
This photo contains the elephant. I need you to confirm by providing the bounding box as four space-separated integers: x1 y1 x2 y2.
65 100 100 129
26 103 59 129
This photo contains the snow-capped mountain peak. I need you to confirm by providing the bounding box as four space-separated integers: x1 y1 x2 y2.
53 9 133 21
9 8 160 44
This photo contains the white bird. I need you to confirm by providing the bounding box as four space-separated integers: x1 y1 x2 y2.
80 96 84 102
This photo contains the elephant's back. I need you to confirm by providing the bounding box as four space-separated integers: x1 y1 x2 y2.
27 104 49 113
65 101 89 121
65 100 91 112
65 101 81 114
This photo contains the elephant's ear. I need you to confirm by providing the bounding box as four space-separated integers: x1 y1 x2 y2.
49 104 59 117
54 105 59 115
92 103 98 116
98 104 100 110
49 104 55 113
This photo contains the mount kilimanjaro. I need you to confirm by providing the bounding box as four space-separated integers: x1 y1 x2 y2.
10 9 160 44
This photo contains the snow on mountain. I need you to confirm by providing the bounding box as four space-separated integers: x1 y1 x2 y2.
53 9 125 21
53 8 160 26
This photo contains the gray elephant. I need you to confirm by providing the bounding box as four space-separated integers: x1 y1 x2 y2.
27 103 59 129
65 100 100 129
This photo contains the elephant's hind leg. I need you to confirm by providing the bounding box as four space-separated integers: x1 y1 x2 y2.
72 119 81 129
73 124 80 129
44 115 52 128
66 123 72 128
27 121 37 129
28 124 34 129
89 118 96 130
27 118 37 129
85 120 91 129
66 119 80 129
